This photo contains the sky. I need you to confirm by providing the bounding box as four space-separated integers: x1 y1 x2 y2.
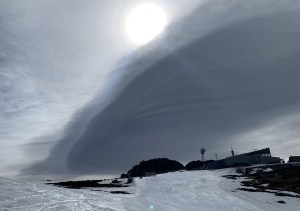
1 0 300 179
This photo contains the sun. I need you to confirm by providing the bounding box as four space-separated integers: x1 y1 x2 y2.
126 4 168 45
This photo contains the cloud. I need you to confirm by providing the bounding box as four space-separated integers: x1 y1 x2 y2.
0 0 128 176
22 0 300 177
0 0 212 178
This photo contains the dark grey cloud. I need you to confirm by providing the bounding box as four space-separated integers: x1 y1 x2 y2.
67 11 300 174
23 0 300 177
0 0 130 176
0 0 206 178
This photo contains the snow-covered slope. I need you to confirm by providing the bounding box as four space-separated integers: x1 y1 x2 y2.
1 170 299 210
0 177 126 211
124 170 299 211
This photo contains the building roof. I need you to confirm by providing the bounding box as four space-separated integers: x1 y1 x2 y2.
244 148 271 156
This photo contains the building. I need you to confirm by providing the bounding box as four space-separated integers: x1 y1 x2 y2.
206 148 281 170
288 156 300 163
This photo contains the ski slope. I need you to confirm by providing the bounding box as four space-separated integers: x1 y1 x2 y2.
0 177 126 211
1 170 299 210
124 170 299 211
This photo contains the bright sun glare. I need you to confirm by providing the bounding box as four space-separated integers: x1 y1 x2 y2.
126 4 168 45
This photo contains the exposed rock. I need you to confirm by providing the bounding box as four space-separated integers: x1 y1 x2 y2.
126 158 184 177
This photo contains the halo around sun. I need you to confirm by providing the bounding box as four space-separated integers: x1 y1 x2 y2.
126 4 168 45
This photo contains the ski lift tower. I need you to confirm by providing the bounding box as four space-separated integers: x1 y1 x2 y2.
201 148 206 162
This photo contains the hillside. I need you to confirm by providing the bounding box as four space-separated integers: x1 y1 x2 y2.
1 169 300 210
123 158 184 178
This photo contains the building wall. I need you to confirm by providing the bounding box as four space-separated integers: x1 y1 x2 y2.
244 148 271 156
223 155 281 167
205 160 224 169
206 155 281 169
289 156 300 162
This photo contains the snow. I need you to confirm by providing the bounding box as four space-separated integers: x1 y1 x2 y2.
1 170 300 211
0 177 127 211
249 167 273 174
263 168 273 172
124 170 260 211
249 168 261 174
277 191 300 197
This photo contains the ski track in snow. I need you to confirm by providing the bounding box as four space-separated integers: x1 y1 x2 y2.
125 170 275 211
1 170 299 211
0 177 127 211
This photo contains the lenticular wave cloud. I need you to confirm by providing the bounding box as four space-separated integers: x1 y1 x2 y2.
1 0 300 179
